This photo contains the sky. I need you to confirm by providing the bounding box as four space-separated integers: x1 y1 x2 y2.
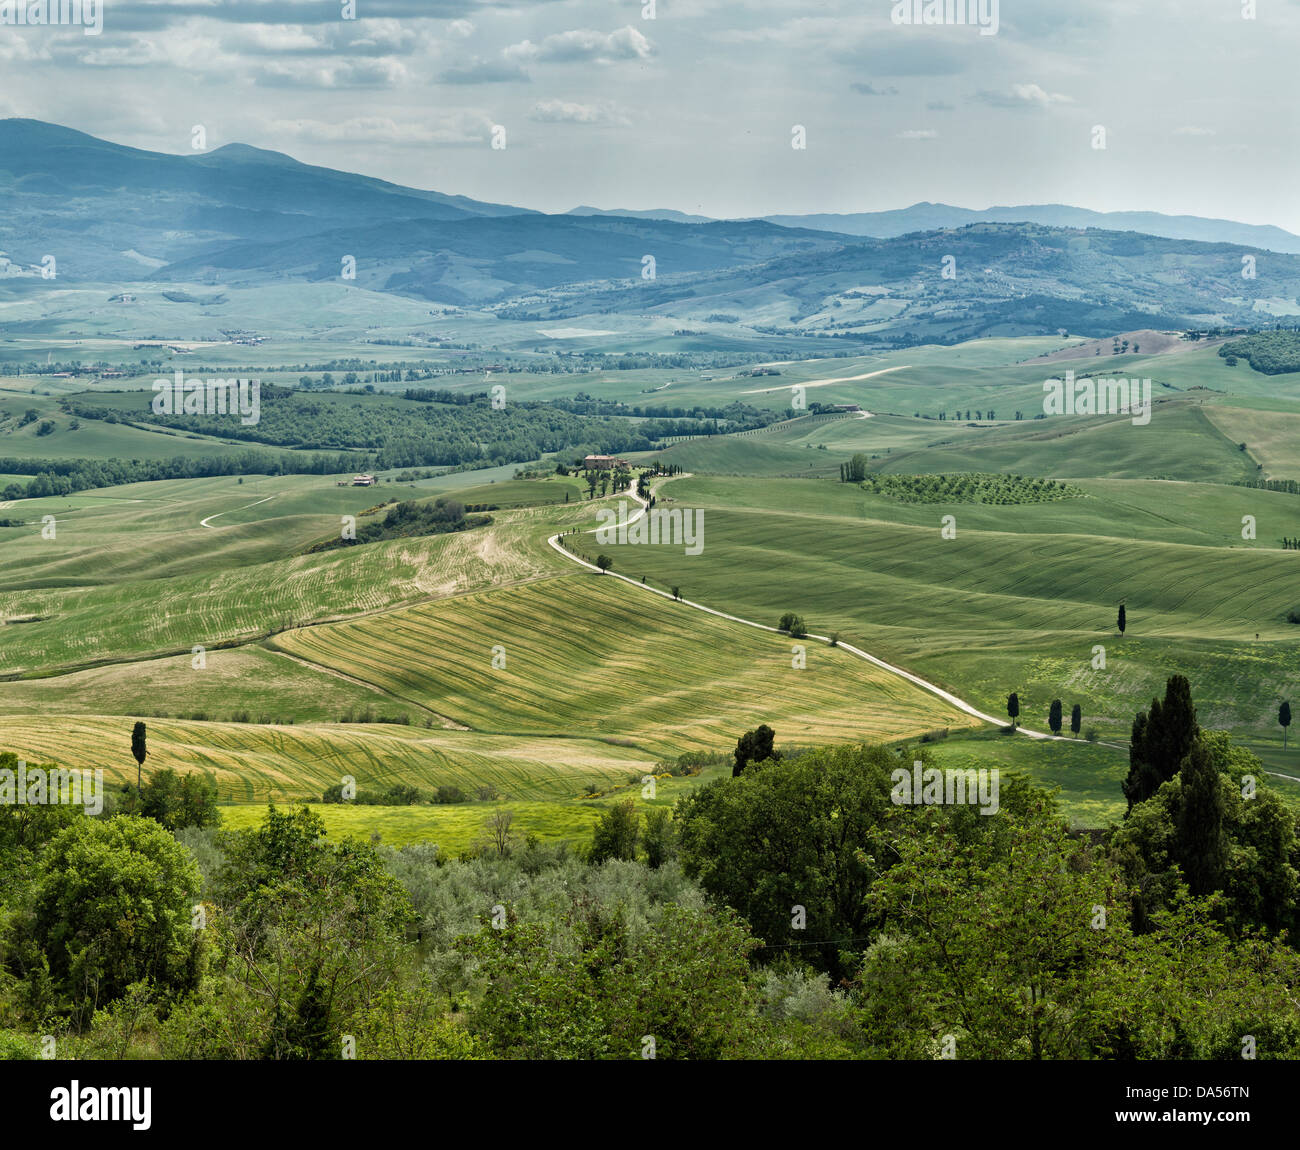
2 0 1299 231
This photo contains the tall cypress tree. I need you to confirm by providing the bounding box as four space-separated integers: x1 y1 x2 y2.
1117 604 1127 635
1070 704 1082 737
1175 739 1226 896
131 720 148 797
1048 699 1063 735
1122 675 1198 811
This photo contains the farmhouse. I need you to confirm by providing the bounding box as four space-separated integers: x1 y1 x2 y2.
351 474 376 486
583 455 630 470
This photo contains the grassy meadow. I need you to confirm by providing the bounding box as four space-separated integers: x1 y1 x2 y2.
4 333 1299 837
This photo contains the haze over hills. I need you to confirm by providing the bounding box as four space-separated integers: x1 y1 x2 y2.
0 118 538 282
502 222 1300 342
0 118 844 297
563 199 1300 255
759 203 1300 254
5 120 1300 338
566 205 716 225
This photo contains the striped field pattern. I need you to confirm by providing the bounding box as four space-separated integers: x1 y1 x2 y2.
0 713 653 804
271 573 978 754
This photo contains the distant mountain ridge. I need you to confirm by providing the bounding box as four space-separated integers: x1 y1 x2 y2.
566 205 715 225
761 203 1300 254
565 199 1300 254
0 118 844 296
5 120 1300 340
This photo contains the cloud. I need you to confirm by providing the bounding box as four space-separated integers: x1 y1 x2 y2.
850 82 899 96
98 1 542 32
255 58 408 88
927 100 955 111
529 99 631 126
975 83 1073 108
897 129 938 139
1174 125 1217 137
267 112 492 146
505 26 653 65
440 59 530 84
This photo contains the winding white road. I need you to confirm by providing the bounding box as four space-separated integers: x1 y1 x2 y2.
199 494 276 529
547 481 1081 744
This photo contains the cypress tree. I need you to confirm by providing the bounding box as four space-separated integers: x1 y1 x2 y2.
1122 675 1199 811
733 724 778 777
1175 739 1226 896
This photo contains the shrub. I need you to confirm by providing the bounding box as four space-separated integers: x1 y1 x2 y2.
778 612 808 638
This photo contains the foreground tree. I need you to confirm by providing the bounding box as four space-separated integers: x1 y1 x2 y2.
588 799 640 863
595 554 613 574
1070 704 1082 738
459 902 760 1059
732 724 778 778
1122 675 1198 810
641 807 677 869
860 786 1300 1059
1117 604 1127 635
859 797 1129 1058
204 803 415 1060
135 768 220 831
1280 700 1292 750
1174 738 1226 897
1007 693 1020 730
1111 728 1298 937
28 815 205 1021
681 743 894 976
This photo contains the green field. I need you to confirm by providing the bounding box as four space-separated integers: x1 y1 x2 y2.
0 479 595 673
5 333 1299 834
271 574 978 753
0 713 656 804
603 472 1300 749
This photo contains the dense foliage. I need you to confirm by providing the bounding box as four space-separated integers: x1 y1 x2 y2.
852 472 1085 504
61 389 656 471
308 498 489 553
3 679 1299 1060
1219 330 1300 375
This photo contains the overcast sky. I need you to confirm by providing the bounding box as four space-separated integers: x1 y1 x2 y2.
3 0 1299 231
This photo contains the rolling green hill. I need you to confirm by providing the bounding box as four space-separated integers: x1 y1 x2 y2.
604 473 1300 744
